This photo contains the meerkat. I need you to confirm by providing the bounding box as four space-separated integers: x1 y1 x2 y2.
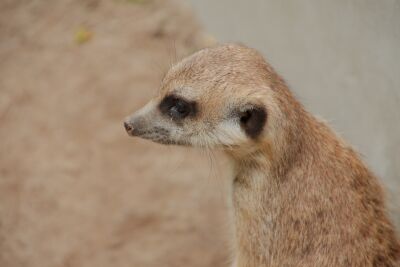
123 44 400 267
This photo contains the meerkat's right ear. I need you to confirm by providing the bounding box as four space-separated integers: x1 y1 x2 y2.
239 106 267 139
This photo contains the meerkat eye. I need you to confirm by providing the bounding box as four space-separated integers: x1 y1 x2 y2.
170 99 190 118
240 110 252 124
159 94 197 120
239 106 267 139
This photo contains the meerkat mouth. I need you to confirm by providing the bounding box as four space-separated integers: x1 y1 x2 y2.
153 138 190 146
124 123 190 146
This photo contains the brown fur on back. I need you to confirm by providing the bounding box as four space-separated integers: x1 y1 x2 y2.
227 48 400 266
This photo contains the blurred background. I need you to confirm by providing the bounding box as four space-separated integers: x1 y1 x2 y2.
0 0 398 267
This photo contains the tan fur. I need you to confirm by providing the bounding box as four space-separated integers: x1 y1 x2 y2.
125 44 400 266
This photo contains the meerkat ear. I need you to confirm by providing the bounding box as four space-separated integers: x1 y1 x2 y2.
239 106 267 139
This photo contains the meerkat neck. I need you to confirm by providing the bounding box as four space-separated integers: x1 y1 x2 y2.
227 111 327 266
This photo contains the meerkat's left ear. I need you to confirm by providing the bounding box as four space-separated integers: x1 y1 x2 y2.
239 106 267 139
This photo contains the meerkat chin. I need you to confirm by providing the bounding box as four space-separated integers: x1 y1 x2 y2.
124 44 400 267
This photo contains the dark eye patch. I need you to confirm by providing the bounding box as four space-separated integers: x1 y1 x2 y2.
239 105 267 139
159 94 198 120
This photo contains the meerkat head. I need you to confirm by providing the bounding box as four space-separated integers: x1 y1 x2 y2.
124 44 292 156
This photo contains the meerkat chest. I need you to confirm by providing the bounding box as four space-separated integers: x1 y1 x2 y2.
232 168 281 264
232 168 279 212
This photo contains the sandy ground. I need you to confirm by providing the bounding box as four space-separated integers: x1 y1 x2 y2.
0 1 231 266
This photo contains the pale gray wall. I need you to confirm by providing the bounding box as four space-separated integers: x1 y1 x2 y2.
187 0 400 227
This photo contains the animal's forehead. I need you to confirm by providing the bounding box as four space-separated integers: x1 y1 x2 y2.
159 44 273 104
160 66 215 99
168 86 203 100
162 46 270 87
163 45 251 83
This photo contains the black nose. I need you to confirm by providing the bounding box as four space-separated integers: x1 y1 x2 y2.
124 121 133 132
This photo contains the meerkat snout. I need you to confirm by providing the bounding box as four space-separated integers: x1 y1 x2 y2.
123 121 134 135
